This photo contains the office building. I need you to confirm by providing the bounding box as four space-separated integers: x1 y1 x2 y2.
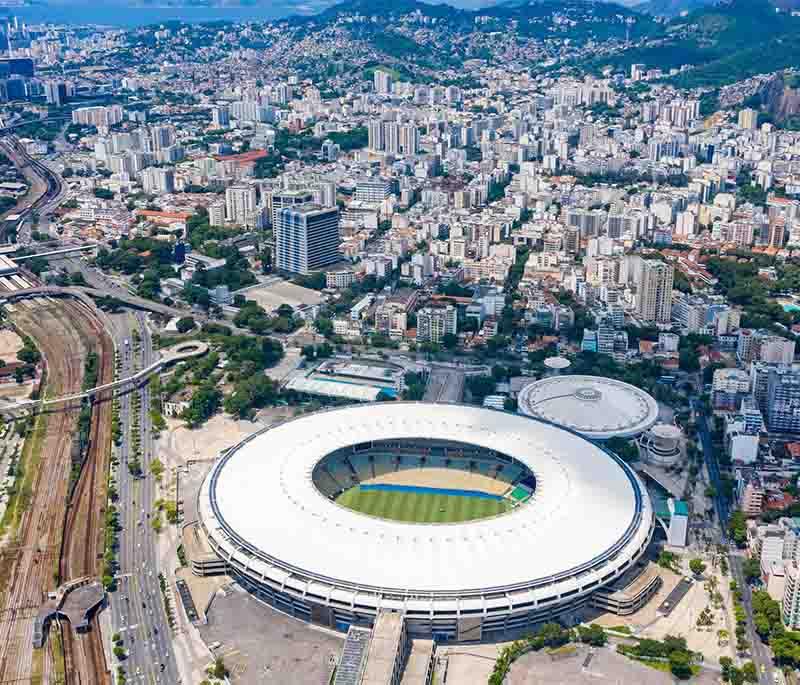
355 177 393 204
0 57 33 78
271 188 313 227
275 204 340 275
636 261 674 324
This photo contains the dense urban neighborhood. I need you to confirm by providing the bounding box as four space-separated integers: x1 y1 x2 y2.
3 0 800 684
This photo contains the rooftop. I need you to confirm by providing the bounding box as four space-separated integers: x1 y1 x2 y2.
201 403 650 595
517 375 659 440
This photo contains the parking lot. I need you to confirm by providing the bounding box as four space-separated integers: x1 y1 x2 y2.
198 585 343 684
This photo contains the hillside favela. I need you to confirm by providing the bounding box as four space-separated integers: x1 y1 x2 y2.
3 0 800 684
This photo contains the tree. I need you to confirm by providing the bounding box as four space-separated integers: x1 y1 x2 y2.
689 558 707 577
176 316 196 334
720 656 733 681
181 383 221 427
742 556 761 583
729 510 748 547
668 650 693 680
223 375 279 419
209 657 228 680
741 661 757 683
442 332 458 349
466 375 495 403
577 624 607 647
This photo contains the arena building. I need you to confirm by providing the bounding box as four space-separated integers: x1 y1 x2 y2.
198 403 654 641
517 375 660 441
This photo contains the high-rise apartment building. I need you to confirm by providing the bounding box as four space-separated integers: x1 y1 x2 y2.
44 80 67 106
368 120 385 152
150 125 174 152
275 204 340 275
209 201 225 227
416 306 457 344
763 365 800 433
374 69 393 95
636 260 674 324
72 105 124 129
738 108 758 130
225 184 257 226
211 105 230 128
141 166 175 194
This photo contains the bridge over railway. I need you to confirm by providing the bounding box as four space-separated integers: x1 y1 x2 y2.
0 341 208 417
0 285 187 317
0 285 255 335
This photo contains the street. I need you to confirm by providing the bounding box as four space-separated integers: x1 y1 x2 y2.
730 553 776 685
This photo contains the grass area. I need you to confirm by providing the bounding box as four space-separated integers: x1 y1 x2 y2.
0 413 48 539
50 627 66 685
30 645 43 685
335 486 510 523
607 625 632 635
627 656 700 677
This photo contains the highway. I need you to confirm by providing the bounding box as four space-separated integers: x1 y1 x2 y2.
109 312 178 684
0 134 66 244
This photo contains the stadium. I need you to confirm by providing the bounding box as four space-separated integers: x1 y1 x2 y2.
198 403 654 641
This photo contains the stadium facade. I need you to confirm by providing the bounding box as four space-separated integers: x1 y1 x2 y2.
197 403 654 641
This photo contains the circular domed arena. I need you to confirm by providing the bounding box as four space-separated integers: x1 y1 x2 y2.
198 403 654 641
517 375 660 441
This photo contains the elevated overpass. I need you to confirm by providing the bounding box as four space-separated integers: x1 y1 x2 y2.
13 244 97 261
0 341 208 418
0 285 253 335
0 285 188 317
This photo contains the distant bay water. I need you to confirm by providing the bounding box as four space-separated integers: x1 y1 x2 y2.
3 3 315 27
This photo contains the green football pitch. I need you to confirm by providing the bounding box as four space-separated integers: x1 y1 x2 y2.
335 486 511 524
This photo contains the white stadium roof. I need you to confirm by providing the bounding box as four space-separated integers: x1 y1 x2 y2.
199 403 652 605
517 375 660 440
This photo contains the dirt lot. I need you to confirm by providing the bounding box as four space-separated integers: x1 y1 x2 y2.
241 281 324 312
0 329 23 361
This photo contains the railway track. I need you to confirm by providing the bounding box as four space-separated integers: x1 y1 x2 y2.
0 300 110 684
0 302 88 682
58 304 114 685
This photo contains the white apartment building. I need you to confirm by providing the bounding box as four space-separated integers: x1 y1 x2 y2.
225 184 257 226
416 305 457 344
637 260 674 324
